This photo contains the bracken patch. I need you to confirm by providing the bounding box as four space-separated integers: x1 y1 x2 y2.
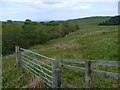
54 43 80 49
23 77 45 88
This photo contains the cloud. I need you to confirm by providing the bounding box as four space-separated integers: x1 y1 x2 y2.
72 5 91 10
1 0 118 21
2 0 119 3
1 0 40 3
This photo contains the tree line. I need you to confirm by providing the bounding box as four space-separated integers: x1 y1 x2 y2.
99 16 120 25
2 19 79 56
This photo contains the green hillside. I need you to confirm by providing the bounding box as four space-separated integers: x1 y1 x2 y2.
68 16 112 31
2 16 119 88
68 16 111 26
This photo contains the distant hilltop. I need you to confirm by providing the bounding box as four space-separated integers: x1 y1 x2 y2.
1 15 119 26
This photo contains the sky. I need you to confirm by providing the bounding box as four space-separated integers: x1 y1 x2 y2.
1 0 119 21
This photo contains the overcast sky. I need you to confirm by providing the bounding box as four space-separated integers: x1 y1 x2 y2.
1 0 119 21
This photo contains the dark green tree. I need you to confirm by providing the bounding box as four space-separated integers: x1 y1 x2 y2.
7 20 12 23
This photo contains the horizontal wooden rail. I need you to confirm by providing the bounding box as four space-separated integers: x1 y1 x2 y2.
91 69 120 79
62 59 85 64
91 60 119 67
62 59 120 67
62 64 86 72
62 60 120 88
62 62 120 79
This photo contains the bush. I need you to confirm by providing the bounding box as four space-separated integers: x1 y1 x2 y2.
2 20 79 56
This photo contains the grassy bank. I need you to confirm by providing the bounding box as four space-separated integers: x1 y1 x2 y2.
2 25 118 88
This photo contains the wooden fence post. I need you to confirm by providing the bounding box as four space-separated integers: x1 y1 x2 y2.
15 46 21 68
85 61 91 89
52 60 61 88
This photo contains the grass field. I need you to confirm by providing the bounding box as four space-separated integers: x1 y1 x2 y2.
2 16 119 88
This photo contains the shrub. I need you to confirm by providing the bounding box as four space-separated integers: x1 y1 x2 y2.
2 20 79 56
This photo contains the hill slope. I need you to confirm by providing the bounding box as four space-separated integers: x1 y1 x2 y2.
68 16 111 26
2 16 118 88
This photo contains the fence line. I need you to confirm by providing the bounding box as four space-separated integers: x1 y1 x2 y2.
15 46 120 88
61 59 120 88
62 59 119 67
